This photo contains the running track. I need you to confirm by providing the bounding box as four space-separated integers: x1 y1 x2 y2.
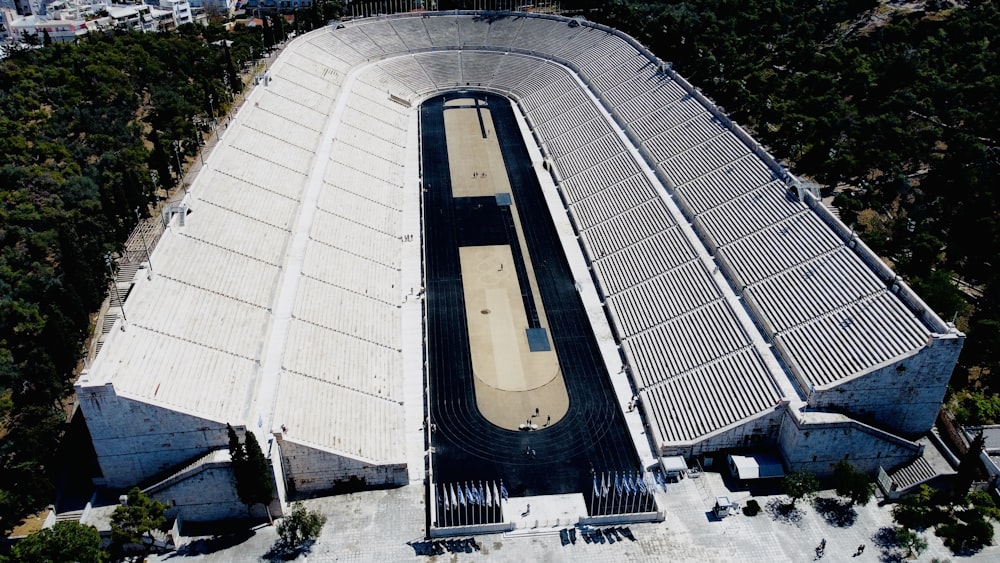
423 92 639 500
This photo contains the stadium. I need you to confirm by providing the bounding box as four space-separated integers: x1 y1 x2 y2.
75 11 964 533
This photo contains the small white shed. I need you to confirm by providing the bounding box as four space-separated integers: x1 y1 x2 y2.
728 453 785 480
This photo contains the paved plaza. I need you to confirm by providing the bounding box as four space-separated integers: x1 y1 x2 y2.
155 471 997 562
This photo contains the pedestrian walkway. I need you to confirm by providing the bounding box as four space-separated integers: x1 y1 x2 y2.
156 470 992 562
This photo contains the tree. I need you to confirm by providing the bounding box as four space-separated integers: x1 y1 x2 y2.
109 487 168 555
262 15 274 50
275 502 326 554
833 460 876 506
221 40 242 96
228 424 275 523
895 527 928 558
783 469 820 506
271 14 286 44
10 521 106 563
955 430 986 497
227 423 246 468
0 28 258 530
892 484 940 529
938 515 994 554
967 490 1000 521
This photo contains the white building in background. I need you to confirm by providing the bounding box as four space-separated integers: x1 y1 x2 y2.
7 10 89 42
165 0 191 25
1 7 17 42
106 4 155 31
240 0 313 11
2 0 187 42
153 0 191 26
197 0 236 17
23 0 44 16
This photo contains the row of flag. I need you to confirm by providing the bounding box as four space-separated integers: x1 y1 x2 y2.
589 470 659 516
440 480 509 511
592 471 650 497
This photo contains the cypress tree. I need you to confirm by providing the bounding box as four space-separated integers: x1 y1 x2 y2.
955 430 986 497
228 424 274 523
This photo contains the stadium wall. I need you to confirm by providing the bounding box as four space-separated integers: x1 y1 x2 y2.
654 405 785 459
778 411 922 477
277 438 407 497
147 459 275 523
76 382 231 488
806 335 964 436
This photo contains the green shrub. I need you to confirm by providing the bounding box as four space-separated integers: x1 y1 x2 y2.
743 499 761 516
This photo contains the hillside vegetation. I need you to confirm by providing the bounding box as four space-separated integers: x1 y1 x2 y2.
0 20 287 533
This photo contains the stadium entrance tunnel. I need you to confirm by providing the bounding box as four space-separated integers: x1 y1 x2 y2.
421 91 648 519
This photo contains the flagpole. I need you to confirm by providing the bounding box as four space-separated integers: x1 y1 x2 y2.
642 471 651 512
603 471 609 516
641 471 648 512
448 482 454 527
629 472 636 514
640 473 647 513
600 471 606 516
633 472 641 513
624 472 631 514
597 472 603 516
628 473 635 514
447 482 453 527
614 471 620 514
443 483 449 528
623 473 630 514
597 471 608 514
640 471 648 512
595 471 608 516
622 472 629 514
633 472 640 513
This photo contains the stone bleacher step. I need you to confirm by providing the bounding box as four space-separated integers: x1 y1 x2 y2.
116 263 141 283
55 509 84 522
889 456 937 491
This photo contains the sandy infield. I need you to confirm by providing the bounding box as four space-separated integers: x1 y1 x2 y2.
445 97 569 430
